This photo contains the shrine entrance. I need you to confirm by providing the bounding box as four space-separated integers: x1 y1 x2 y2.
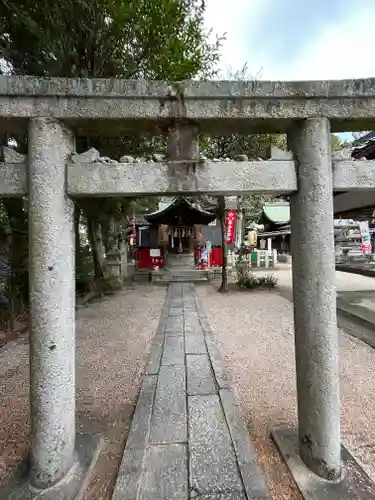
168 226 194 253
1 76 375 499
144 196 218 264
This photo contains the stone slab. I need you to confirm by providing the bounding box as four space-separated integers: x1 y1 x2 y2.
272 426 375 500
205 339 231 389
164 316 184 336
161 336 185 365
155 317 167 335
184 317 202 335
186 354 216 395
149 366 187 444
124 375 157 450
169 302 184 309
0 433 102 500
192 492 246 500
144 336 164 375
169 307 183 317
112 447 145 500
3 76 375 136
5 76 375 99
0 163 26 196
112 376 157 500
185 333 207 354
137 444 188 500
220 389 270 500
188 394 243 494
336 291 375 332
67 160 297 198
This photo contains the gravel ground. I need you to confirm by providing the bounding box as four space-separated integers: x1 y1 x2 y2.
197 281 375 500
0 284 165 500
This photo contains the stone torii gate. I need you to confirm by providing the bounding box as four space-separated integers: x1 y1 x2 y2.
1 76 375 499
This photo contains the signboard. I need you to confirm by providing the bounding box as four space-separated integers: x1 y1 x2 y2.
225 210 237 245
206 241 212 253
150 248 161 257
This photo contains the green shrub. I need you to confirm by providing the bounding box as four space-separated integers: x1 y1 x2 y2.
237 272 278 290
257 275 278 288
236 261 250 285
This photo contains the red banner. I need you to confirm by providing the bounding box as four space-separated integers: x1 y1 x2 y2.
225 210 237 245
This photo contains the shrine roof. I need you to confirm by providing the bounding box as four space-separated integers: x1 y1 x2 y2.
144 196 217 226
260 202 290 226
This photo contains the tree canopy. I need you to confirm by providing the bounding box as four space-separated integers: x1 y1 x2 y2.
0 0 225 321
0 0 222 79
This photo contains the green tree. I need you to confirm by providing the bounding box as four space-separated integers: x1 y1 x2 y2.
0 0 223 288
331 134 350 152
0 0 222 80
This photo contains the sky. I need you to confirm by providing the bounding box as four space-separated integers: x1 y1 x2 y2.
204 0 375 140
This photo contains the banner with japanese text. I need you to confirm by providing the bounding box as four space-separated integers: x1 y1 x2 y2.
225 210 237 244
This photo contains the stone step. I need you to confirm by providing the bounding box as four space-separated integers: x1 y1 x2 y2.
155 277 208 283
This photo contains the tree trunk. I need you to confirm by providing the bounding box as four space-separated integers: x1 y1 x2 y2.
87 215 105 279
3 199 29 313
218 197 228 293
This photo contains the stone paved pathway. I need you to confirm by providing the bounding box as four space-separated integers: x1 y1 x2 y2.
112 283 270 500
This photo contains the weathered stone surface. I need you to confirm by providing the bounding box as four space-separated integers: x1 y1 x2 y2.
123 375 158 449
112 282 271 500
67 160 297 197
272 426 375 500
161 336 184 365
170 299 184 309
191 492 247 500
71 147 100 163
112 447 145 500
165 328 184 338
145 337 164 374
28 117 76 488
3 76 375 135
4 159 375 221
184 315 202 334
112 376 157 500
137 444 188 500
186 355 216 395
265 144 293 160
333 160 375 190
169 307 182 317
205 338 231 389
0 163 27 196
188 395 243 494
185 334 207 354
289 117 340 478
0 434 102 500
98 156 118 164
1 75 375 100
150 366 187 443
165 316 183 335
2 146 26 163
220 389 270 499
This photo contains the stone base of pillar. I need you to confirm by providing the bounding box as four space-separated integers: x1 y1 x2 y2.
271 426 375 499
0 434 102 500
